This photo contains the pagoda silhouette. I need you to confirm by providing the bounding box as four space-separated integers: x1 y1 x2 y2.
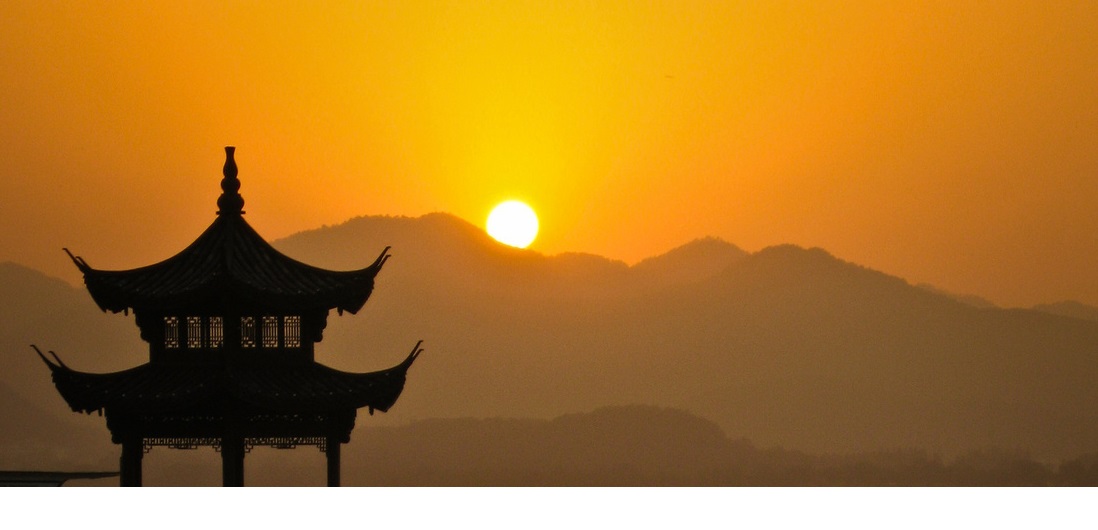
36 147 422 486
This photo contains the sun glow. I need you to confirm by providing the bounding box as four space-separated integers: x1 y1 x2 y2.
486 201 539 248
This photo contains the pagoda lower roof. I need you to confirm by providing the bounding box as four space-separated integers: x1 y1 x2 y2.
67 214 390 315
37 343 422 416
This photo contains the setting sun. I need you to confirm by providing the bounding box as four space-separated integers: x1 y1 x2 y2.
486 200 539 248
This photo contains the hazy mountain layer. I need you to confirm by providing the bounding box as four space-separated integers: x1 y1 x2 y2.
3 212 1098 474
275 214 1098 459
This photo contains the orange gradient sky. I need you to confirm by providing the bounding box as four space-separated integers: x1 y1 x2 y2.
1 1 1096 307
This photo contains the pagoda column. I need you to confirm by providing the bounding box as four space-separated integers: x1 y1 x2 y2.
222 433 245 487
119 434 143 487
326 436 341 487
221 308 245 487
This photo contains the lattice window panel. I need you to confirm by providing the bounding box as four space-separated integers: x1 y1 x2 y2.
240 316 256 349
261 316 279 348
164 316 180 349
207 316 224 349
283 316 301 348
186 316 203 349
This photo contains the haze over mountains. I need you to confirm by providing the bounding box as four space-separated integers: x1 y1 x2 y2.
3 212 1098 483
275 213 1098 458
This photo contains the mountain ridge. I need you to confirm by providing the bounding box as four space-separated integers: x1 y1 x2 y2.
4 212 1098 463
274 213 1098 458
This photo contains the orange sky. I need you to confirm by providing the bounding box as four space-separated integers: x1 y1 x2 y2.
1 1 1096 307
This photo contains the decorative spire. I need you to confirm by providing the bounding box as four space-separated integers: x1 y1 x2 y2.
217 146 245 215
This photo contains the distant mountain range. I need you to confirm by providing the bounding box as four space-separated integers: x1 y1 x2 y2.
4 212 1098 481
276 213 1098 459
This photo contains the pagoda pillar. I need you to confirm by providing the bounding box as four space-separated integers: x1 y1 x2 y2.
221 309 245 487
222 433 245 487
326 436 341 487
119 435 143 487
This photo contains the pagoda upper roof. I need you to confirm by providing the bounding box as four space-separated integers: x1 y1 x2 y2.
66 147 390 315
36 342 422 416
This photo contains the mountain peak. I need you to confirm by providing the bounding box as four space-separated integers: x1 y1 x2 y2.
629 237 747 288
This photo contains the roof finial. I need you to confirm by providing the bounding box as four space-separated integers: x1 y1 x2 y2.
217 146 245 215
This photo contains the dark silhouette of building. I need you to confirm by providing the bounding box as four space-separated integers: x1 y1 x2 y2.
36 147 422 486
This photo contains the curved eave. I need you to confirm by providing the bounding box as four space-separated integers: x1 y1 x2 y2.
36 346 216 415
68 215 390 315
35 342 423 416
233 342 422 414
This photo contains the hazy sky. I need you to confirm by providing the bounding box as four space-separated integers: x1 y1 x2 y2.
1 1 1096 307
